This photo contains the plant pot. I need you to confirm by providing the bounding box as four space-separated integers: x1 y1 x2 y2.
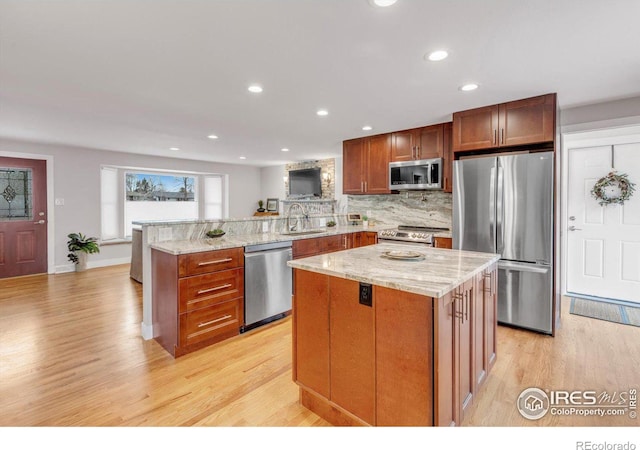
362 220 369 228
76 252 88 272
257 208 266 212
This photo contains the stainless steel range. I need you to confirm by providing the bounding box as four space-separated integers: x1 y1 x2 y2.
378 225 450 246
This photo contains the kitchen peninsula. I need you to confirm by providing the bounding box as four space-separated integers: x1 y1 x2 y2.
288 243 500 426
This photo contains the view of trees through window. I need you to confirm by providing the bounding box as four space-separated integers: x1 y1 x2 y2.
125 173 195 202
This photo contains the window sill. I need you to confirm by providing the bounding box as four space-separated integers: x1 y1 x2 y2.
100 238 132 246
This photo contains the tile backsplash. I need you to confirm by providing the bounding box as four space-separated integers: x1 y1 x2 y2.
347 191 452 230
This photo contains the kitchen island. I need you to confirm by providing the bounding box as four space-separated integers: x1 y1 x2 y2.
288 243 500 426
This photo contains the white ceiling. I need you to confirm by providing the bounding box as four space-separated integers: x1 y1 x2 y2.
1 0 639 167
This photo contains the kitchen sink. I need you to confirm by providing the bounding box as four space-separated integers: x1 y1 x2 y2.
279 229 325 236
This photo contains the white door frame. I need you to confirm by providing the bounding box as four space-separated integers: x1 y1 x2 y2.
561 120 640 297
0 151 55 274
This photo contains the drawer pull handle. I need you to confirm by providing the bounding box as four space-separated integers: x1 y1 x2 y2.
198 258 233 266
198 315 232 328
197 283 233 295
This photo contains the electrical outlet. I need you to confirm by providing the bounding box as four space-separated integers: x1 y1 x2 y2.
319 218 326 227
55 198 64 206
262 221 269 233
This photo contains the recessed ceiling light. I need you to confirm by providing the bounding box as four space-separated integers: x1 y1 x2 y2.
248 85 263 93
459 83 479 91
169 147 180 151
281 148 290 152
362 125 373 131
369 0 398 7
427 50 448 61
239 156 247 160
207 134 218 139
317 109 329 116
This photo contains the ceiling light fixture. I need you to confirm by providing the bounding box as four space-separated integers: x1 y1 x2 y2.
281 148 290 152
207 134 218 139
169 147 180 151
369 0 398 7
362 125 373 131
239 156 247 160
317 109 329 116
459 83 479 91
248 85 263 93
427 50 448 61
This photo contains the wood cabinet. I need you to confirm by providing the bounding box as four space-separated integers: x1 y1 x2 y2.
433 237 452 249
391 124 444 162
292 232 377 259
330 277 375 424
293 263 498 427
452 93 556 152
152 247 244 357
343 134 391 195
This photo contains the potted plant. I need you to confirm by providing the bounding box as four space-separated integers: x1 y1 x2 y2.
67 232 100 272
362 215 369 228
257 200 266 212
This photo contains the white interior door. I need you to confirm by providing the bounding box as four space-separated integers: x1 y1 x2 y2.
566 143 640 303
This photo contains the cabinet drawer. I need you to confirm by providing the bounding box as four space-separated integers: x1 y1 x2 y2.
179 299 242 347
179 247 243 276
179 268 244 313
292 238 321 259
322 234 347 253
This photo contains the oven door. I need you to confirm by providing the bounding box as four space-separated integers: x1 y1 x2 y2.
378 238 433 247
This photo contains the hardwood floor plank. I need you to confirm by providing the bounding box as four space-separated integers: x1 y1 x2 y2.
1 264 638 428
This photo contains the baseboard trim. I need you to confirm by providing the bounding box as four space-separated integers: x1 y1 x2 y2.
55 257 131 274
141 322 154 341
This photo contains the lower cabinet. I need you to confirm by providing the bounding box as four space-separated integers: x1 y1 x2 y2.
293 264 498 427
292 231 377 259
152 247 244 357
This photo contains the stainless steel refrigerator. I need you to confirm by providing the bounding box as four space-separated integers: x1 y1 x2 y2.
453 152 554 334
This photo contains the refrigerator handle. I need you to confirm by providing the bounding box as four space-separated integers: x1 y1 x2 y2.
489 166 496 247
498 260 551 273
496 164 504 254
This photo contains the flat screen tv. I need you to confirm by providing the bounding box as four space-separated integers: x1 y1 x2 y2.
288 167 322 198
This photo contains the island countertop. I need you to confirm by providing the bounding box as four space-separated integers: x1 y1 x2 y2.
287 243 500 298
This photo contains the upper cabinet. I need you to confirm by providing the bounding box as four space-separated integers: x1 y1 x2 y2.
391 124 444 162
452 93 556 152
343 134 391 195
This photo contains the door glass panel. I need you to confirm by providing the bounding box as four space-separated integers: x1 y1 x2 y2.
0 168 33 221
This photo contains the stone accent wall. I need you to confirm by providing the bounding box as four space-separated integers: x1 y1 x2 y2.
284 158 335 200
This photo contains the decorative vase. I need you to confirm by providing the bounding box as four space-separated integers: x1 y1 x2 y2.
76 252 88 272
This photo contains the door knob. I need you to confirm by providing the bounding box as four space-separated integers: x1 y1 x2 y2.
569 216 576 221
568 225 581 231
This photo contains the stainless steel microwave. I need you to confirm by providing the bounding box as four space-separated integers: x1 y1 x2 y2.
389 158 442 190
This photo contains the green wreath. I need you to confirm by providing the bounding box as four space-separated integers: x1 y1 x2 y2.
590 171 636 206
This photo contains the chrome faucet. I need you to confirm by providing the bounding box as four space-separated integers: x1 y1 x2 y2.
287 202 308 232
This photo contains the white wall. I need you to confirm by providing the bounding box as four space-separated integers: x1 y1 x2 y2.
259 165 287 213
561 96 640 131
0 138 262 271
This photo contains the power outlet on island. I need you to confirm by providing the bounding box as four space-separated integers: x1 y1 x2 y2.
262 221 269 233
359 283 373 307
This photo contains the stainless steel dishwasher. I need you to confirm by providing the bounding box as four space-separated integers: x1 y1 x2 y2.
242 241 293 332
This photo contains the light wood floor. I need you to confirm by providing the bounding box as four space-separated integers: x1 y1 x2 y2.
1 264 638 427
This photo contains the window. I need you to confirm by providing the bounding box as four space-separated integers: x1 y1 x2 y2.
100 166 226 240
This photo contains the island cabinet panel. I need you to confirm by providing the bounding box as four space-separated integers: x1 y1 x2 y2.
293 269 330 398
329 277 375 425
473 272 488 392
434 280 476 426
376 286 433 426
151 247 244 358
457 278 475 422
485 264 498 370
434 291 456 426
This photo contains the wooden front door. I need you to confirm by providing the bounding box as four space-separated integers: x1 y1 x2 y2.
0 157 48 278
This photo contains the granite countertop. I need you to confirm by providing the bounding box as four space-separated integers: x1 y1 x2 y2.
287 243 500 298
149 225 388 255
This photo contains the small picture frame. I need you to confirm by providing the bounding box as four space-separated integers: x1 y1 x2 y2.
266 198 279 212
347 213 362 222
